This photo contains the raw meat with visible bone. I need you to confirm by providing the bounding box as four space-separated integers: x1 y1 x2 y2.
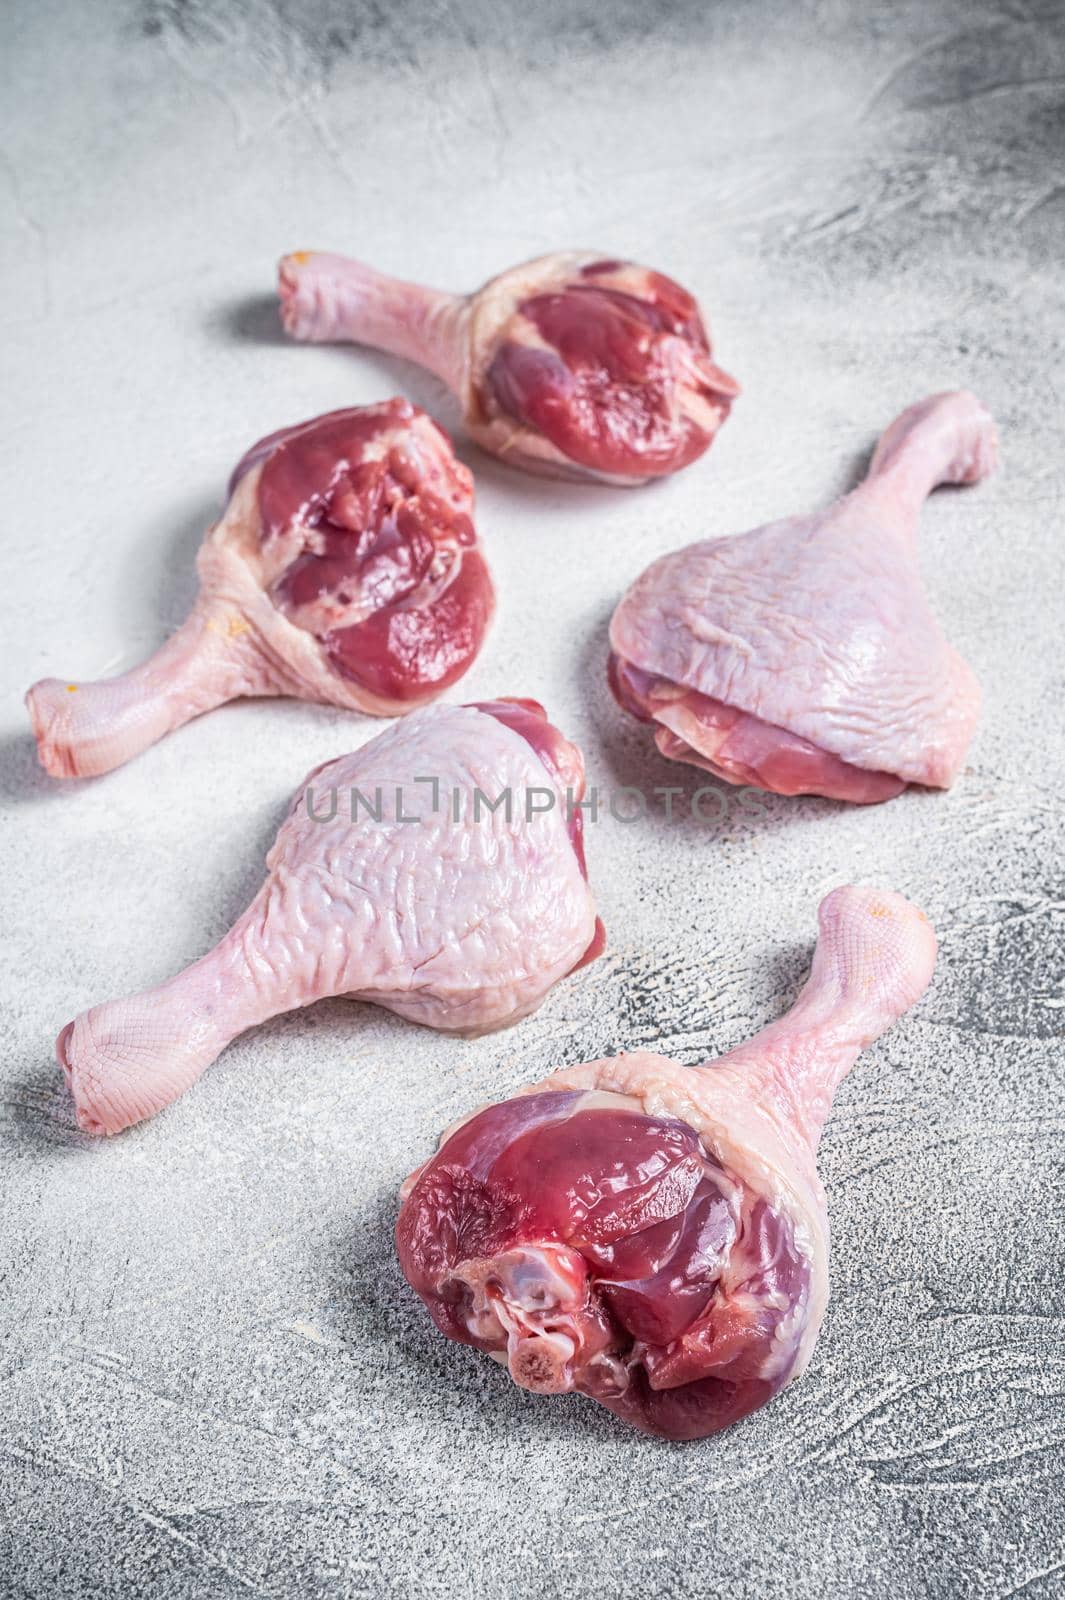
397 886 936 1439
27 400 493 778
609 392 997 800
278 251 738 484
57 700 603 1135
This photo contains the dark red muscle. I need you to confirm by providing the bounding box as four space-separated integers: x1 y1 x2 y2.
243 401 492 701
485 261 738 479
397 1090 808 1439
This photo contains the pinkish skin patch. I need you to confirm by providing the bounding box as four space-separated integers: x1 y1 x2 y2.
237 402 492 703
470 699 606 970
608 653 906 804
396 1090 808 1440
485 261 733 478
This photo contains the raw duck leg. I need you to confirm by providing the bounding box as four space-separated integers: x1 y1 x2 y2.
57 700 603 1136
609 391 998 801
27 401 494 778
397 885 936 1440
278 251 739 485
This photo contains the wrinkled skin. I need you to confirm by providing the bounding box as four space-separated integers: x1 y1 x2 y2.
56 700 603 1136
609 391 998 800
27 400 494 778
278 250 739 484
398 886 937 1439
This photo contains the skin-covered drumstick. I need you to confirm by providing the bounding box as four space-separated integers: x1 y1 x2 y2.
57 699 604 1136
609 391 997 801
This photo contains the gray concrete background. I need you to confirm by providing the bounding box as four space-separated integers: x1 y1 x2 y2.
2 1 1064 1595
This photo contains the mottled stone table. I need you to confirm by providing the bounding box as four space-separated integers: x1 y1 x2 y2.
2 1 1063 1595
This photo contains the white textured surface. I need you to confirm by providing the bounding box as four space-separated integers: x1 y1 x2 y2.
2 2 1064 1597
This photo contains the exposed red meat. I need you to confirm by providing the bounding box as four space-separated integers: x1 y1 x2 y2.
278 250 738 485
27 400 493 778
398 886 937 1439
